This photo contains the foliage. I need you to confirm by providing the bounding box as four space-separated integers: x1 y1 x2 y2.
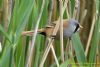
0 0 99 67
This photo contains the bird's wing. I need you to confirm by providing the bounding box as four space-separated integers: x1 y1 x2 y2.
50 19 69 29
22 19 69 36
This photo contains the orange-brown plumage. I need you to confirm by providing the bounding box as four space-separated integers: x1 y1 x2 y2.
22 19 82 38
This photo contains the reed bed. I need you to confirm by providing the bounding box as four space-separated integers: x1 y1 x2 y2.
0 0 100 67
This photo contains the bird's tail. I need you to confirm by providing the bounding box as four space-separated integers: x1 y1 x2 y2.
22 28 46 36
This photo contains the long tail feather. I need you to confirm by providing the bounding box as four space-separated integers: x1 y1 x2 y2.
22 28 45 36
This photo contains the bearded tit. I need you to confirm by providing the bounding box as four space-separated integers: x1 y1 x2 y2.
22 19 82 38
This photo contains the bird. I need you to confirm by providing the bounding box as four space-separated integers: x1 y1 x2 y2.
22 19 82 38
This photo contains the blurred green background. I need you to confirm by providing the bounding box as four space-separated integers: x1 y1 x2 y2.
0 0 100 67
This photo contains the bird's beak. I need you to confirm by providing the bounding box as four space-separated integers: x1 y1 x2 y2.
76 24 83 32
79 24 83 29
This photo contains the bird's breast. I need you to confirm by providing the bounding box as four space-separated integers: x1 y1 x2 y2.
63 24 76 38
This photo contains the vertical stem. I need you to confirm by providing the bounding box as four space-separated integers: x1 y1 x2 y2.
3 0 12 31
47 0 54 24
50 45 59 67
59 0 64 62
0 9 3 42
39 39 54 67
26 0 45 67
3 0 8 31
73 0 80 20
64 0 69 19
85 0 96 56
85 14 96 56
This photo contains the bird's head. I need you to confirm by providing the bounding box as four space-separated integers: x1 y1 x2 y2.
63 19 83 38
69 19 83 33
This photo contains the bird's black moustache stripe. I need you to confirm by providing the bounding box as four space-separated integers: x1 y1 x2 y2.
74 24 79 33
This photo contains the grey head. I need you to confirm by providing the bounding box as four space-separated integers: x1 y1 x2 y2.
63 19 80 38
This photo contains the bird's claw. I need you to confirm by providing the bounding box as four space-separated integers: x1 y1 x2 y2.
50 35 56 39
